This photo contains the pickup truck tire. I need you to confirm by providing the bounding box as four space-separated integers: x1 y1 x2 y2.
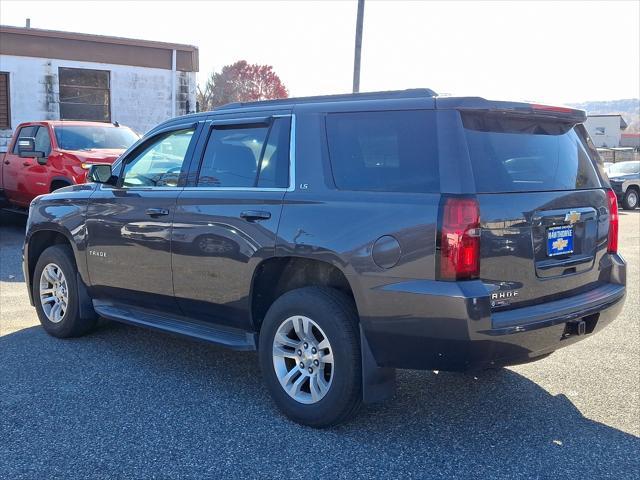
622 188 639 210
51 180 71 192
33 245 96 338
259 286 362 428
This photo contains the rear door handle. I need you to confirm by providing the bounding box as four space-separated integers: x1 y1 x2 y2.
240 210 271 222
145 208 170 217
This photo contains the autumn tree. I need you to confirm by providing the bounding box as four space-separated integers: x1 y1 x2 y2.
197 60 288 111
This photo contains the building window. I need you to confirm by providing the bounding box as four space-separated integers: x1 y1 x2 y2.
595 127 605 135
0 72 10 129
59 67 110 122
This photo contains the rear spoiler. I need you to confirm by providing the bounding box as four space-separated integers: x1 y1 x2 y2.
436 97 587 124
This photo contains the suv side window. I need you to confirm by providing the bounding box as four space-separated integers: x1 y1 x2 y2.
34 126 52 157
12 125 38 153
121 128 195 188
197 117 290 188
325 110 439 193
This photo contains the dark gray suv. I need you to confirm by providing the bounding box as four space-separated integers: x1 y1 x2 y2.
23 90 626 427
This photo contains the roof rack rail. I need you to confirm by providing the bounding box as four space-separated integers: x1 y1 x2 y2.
215 88 438 111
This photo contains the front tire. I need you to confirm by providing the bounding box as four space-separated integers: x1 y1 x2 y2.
622 188 639 210
33 245 97 338
259 287 362 427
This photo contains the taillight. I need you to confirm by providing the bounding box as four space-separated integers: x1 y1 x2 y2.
530 103 576 114
438 197 481 281
606 189 618 254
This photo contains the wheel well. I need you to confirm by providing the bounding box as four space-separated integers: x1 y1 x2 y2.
626 185 640 193
50 180 71 192
251 257 356 329
27 230 72 288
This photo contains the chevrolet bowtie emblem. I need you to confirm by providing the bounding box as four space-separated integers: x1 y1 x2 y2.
552 237 569 251
565 211 581 224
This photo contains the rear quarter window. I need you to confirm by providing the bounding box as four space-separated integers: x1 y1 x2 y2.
462 113 601 193
325 110 439 193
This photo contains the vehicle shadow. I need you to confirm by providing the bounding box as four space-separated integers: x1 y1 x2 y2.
0 322 637 479
0 213 26 283
0 209 27 225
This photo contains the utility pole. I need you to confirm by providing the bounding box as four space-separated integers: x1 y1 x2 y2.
352 0 365 93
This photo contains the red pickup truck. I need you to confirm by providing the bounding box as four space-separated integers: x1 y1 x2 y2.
0 120 139 209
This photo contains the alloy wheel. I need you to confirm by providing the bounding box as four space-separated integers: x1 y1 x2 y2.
272 315 334 404
39 263 69 323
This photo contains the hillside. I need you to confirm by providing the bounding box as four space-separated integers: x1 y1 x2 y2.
567 99 640 132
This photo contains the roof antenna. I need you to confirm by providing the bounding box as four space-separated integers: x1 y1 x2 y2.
113 121 120 127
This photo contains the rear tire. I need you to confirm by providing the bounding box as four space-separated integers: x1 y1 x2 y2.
259 287 362 427
622 188 639 210
33 245 97 338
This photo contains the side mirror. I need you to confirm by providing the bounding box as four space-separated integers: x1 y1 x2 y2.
88 164 115 184
18 137 45 158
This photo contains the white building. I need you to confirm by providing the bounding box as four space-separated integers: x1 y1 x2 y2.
584 114 628 148
0 25 199 151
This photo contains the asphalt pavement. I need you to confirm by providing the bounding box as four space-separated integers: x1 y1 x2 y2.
1 209 638 479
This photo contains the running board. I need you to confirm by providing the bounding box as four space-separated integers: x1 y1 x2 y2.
93 303 257 351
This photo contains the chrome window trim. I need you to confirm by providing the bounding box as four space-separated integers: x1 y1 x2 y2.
185 113 296 193
98 185 184 192
181 187 288 192
287 113 296 192
105 114 297 193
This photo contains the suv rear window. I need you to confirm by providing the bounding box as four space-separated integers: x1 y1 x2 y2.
463 113 601 193
326 110 439 193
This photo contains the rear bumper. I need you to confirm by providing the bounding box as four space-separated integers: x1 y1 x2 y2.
356 254 626 371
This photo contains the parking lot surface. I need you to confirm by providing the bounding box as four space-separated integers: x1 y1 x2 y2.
1 210 638 479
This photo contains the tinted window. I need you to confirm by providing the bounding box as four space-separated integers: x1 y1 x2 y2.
12 125 37 153
55 125 139 150
121 128 194 187
197 117 290 188
463 113 601 193
326 110 439 193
